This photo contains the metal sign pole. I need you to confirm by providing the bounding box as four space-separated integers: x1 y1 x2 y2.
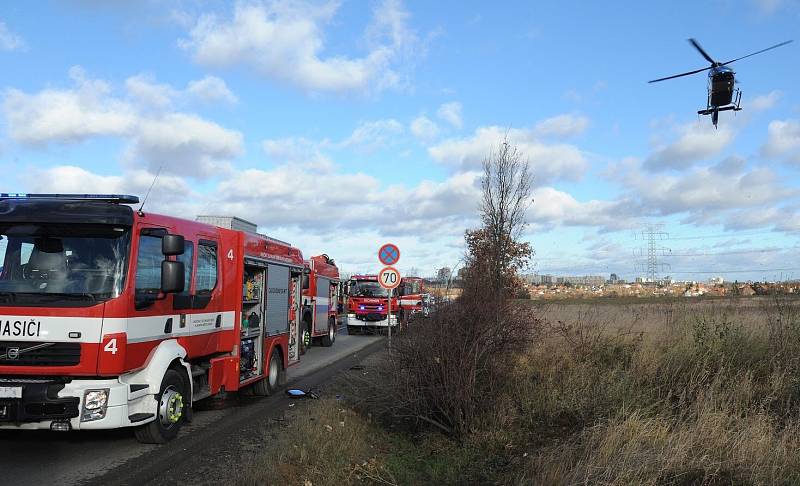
387 287 392 346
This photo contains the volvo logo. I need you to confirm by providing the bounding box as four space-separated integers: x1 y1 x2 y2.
0 342 54 360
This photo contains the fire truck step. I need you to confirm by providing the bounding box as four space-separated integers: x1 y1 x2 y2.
191 366 208 378
192 388 212 402
129 413 154 423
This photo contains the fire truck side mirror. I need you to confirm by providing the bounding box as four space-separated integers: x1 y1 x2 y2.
161 260 185 293
162 234 185 256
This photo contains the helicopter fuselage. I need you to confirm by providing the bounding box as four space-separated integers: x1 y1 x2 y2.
708 66 735 107
649 38 791 127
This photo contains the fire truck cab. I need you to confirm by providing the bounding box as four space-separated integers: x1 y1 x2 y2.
0 195 308 443
344 274 398 333
399 277 430 319
300 254 340 351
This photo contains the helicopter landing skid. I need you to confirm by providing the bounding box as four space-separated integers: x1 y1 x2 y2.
698 105 741 116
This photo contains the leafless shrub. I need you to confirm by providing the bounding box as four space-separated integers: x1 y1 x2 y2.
347 299 539 438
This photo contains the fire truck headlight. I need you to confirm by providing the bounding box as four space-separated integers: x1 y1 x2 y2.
377 306 383 311
81 389 109 422
347 313 356 319
359 305 365 310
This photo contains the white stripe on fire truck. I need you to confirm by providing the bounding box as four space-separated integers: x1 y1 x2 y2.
0 312 235 344
0 316 103 343
124 311 236 343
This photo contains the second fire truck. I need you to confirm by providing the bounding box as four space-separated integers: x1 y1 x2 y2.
344 274 397 333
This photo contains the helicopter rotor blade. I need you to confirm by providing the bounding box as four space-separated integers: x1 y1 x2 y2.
721 40 793 65
688 38 717 64
648 66 712 83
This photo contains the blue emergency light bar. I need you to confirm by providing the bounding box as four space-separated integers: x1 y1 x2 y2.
0 193 140 204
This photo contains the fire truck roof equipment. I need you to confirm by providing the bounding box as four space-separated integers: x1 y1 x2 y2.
0 193 140 204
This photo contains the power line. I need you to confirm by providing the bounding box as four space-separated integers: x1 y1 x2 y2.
669 247 798 257
533 245 798 262
669 267 800 275
635 223 669 283
666 230 782 241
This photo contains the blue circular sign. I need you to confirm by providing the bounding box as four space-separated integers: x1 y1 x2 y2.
378 243 400 265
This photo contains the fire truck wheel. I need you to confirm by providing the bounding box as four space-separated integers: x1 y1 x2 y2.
253 349 282 396
134 369 187 444
321 318 335 347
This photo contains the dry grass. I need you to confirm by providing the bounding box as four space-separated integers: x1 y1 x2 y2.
236 399 402 486
244 296 800 485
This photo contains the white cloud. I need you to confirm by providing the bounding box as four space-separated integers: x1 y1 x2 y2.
428 125 588 185
762 119 800 164
749 90 782 111
3 67 243 179
23 165 196 209
211 163 480 238
125 74 179 109
410 115 439 143
436 101 462 129
4 67 137 144
179 0 417 94
186 75 238 104
125 73 237 108
533 114 589 138
753 0 792 14
339 118 404 152
0 21 24 51
125 113 242 177
643 121 735 171
527 186 632 231
262 136 333 172
622 156 794 218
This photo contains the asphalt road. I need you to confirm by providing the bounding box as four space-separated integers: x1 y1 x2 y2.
0 329 385 486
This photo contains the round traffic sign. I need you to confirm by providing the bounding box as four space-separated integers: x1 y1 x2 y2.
378 243 400 265
378 266 401 289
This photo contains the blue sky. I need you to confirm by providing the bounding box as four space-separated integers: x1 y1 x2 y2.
1 0 799 281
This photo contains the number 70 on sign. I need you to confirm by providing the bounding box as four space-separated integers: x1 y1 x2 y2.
379 266 401 289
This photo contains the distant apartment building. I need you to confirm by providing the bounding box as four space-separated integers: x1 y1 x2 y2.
555 275 606 286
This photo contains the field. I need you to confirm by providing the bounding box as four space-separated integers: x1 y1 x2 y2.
239 296 800 485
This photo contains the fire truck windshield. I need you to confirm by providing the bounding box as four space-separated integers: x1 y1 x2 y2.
0 223 131 306
351 280 389 297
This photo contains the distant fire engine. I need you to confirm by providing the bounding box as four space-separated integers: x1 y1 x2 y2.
344 274 398 333
0 194 338 443
300 254 340 351
398 276 430 319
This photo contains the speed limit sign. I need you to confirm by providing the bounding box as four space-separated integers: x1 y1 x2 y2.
378 266 401 290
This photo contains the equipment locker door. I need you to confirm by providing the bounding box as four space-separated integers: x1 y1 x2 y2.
314 276 330 333
265 264 290 336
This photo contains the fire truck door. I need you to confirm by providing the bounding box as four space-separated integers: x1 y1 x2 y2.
314 276 329 333
185 239 226 355
265 264 290 336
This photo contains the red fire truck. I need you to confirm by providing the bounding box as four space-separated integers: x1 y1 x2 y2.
399 277 430 319
344 274 398 334
0 194 326 443
300 254 339 351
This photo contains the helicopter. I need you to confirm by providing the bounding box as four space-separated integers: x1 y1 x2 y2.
649 38 792 127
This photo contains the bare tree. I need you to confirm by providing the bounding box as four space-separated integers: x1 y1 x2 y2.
464 135 534 299
406 266 421 278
